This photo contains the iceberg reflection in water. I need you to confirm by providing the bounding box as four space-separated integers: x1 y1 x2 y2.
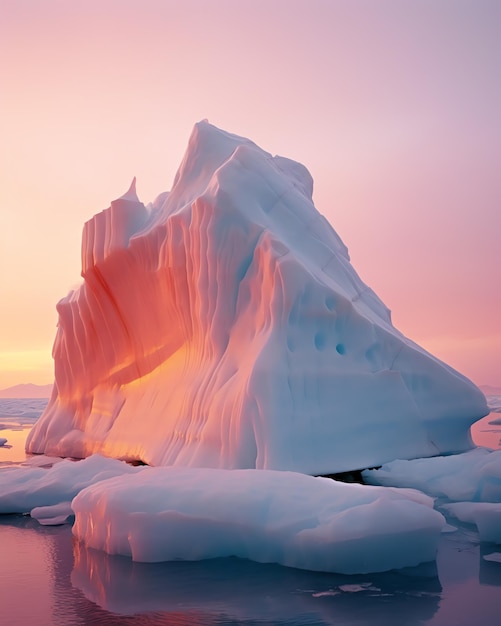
1 512 501 626
72 545 442 625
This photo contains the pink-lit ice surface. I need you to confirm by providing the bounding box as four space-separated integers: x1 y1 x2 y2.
27 122 487 473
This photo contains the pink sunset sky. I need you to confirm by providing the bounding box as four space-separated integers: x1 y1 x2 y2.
0 0 499 390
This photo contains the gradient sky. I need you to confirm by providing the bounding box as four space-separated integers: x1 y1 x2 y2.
0 0 499 389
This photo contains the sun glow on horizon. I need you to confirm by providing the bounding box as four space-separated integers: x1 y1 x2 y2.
0 350 53 389
1 1 499 389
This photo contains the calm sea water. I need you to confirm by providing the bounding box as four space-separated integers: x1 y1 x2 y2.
1 399 501 626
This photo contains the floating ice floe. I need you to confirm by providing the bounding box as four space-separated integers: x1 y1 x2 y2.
0 454 141 514
486 394 501 413
363 447 501 543
0 452 445 574
71 463 445 574
363 448 501 502
440 502 501 543
31 501 74 526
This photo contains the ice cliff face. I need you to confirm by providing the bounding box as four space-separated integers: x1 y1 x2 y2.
27 122 488 473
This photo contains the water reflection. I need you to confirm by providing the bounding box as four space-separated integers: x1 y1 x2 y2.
71 539 441 625
3 512 501 626
470 412 501 450
0 422 35 466
0 516 53 624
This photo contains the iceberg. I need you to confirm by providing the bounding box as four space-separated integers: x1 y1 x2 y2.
26 121 487 473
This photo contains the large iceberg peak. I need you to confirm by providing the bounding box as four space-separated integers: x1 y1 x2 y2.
27 123 488 473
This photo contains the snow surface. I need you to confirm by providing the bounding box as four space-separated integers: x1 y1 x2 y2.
26 121 486 473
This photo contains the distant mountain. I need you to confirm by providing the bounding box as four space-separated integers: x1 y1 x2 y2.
479 385 501 396
0 383 53 398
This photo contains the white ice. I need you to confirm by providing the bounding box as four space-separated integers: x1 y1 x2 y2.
363 448 501 544
441 502 501 543
0 454 141 514
31 501 74 526
26 121 487 474
71 463 445 574
0 452 446 573
486 395 501 413
363 448 501 502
